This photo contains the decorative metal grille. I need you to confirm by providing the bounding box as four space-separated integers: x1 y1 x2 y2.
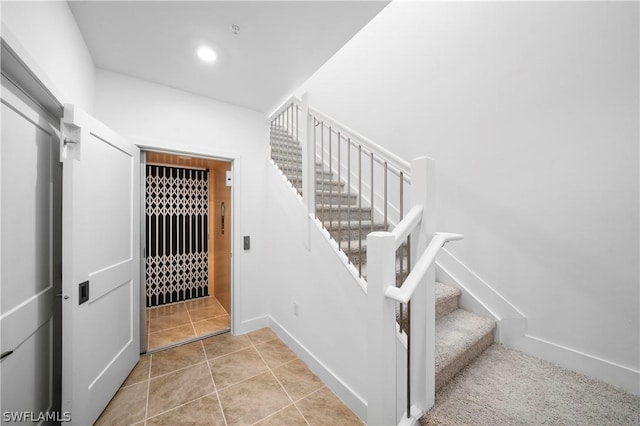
145 165 209 307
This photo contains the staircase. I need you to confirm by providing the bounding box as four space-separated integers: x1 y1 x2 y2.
270 124 387 274
270 122 496 422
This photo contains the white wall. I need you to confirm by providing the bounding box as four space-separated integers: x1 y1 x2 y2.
94 69 271 331
263 166 368 419
295 1 639 391
1 0 95 112
95 70 371 416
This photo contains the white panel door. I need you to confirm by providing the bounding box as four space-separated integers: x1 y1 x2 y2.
61 104 140 425
0 76 62 423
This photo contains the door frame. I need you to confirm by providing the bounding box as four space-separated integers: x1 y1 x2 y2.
137 143 240 353
1 64 64 420
1 35 65 418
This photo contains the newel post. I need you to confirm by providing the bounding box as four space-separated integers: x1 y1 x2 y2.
409 156 437 413
300 93 315 217
366 231 398 425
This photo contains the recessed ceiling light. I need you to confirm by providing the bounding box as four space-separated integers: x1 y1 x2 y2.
197 46 217 63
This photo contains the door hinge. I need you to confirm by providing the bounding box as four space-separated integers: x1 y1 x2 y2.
60 104 82 162
225 170 232 187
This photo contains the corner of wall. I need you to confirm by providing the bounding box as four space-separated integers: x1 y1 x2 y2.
1 1 95 112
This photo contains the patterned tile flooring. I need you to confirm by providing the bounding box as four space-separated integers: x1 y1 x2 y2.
96 328 363 425
147 297 230 351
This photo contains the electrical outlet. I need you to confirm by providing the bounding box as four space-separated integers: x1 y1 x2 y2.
294 302 299 316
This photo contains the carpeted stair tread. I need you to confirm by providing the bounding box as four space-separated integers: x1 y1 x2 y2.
435 309 496 390
421 344 640 425
316 204 370 211
322 219 383 229
435 282 461 320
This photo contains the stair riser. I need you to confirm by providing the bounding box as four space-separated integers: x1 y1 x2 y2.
271 151 302 161
312 182 345 193
270 146 302 156
343 252 409 271
435 331 494 391
341 247 408 272
312 193 358 206
274 164 325 174
270 129 295 136
270 146 301 155
289 191 358 206
269 130 297 137
326 224 386 240
270 139 301 147
296 170 334 179
286 177 344 189
284 181 348 195
289 189 358 206
272 155 302 164
436 295 460 320
316 208 371 222
286 175 344 189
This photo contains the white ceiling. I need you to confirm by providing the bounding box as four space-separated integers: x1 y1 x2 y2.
69 1 388 113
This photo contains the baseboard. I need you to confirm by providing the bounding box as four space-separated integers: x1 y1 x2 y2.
237 315 270 335
512 333 640 396
268 317 368 422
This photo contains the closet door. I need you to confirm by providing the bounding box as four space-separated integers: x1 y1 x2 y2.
146 165 209 307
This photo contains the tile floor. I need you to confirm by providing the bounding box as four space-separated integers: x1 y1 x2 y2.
147 296 230 351
96 327 363 426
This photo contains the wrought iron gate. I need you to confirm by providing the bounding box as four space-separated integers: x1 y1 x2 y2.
145 165 209 307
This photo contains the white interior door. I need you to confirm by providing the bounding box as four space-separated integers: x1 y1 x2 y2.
61 104 140 425
0 75 62 424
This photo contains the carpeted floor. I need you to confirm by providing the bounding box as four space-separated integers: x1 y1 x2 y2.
421 344 640 425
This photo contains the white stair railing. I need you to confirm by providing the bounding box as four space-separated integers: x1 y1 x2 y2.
269 99 302 196
268 95 463 425
270 95 413 287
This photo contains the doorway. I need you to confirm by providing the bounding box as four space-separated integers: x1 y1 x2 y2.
143 151 232 351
